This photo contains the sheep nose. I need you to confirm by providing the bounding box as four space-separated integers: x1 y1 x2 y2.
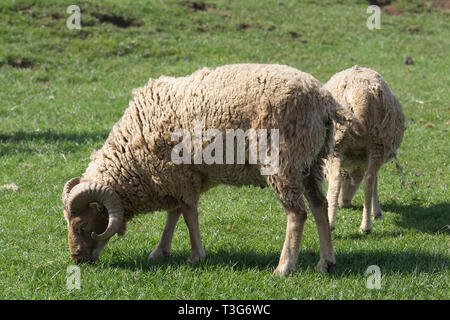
71 253 83 264
71 255 81 264
71 253 90 264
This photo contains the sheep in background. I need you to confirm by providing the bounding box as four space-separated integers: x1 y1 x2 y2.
324 65 405 233
62 64 364 276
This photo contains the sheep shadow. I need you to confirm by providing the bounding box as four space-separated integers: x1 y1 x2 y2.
0 130 109 156
105 247 449 277
104 203 449 275
331 201 449 235
383 201 449 234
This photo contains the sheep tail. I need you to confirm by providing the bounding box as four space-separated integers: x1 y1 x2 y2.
393 155 406 188
327 99 366 136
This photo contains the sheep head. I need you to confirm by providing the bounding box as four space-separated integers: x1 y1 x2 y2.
62 178 124 264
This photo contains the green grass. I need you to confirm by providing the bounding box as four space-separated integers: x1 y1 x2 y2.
0 0 448 299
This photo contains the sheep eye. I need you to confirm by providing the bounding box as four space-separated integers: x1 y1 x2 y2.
78 222 88 234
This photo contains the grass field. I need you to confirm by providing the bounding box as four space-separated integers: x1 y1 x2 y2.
0 0 448 299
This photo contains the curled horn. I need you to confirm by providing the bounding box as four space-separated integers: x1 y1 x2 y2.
66 181 124 241
62 178 81 209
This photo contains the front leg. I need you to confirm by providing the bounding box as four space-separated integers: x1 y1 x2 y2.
148 207 181 260
182 204 206 263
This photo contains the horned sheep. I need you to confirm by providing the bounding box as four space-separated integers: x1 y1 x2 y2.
324 65 405 233
61 63 364 276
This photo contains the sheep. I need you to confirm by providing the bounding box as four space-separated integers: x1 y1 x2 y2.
62 63 365 276
324 65 405 233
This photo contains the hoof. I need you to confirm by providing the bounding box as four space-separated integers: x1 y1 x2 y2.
359 226 372 234
373 211 383 220
338 201 352 209
273 263 295 277
316 259 335 273
147 248 169 261
187 258 197 264
329 222 335 231
187 251 206 264
187 256 200 264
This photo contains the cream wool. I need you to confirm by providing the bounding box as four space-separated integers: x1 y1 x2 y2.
63 64 363 275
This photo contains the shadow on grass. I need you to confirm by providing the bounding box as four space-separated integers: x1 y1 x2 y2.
333 201 449 235
0 130 109 155
333 230 406 241
104 247 449 277
384 201 450 234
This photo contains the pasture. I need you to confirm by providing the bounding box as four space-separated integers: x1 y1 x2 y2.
0 0 448 299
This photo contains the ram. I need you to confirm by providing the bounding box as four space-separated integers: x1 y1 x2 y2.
62 64 364 276
324 66 405 233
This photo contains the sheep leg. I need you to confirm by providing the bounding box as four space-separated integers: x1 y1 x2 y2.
338 170 364 208
304 164 336 273
371 176 383 220
148 207 182 260
274 199 307 277
337 174 352 208
360 157 382 233
326 157 343 231
182 204 206 263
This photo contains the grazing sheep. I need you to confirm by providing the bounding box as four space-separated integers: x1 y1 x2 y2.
62 64 364 276
324 66 405 233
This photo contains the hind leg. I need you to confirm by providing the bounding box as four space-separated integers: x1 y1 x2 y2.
274 199 308 277
360 152 383 233
265 171 308 277
338 169 364 208
304 162 336 273
326 156 343 230
371 176 383 220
